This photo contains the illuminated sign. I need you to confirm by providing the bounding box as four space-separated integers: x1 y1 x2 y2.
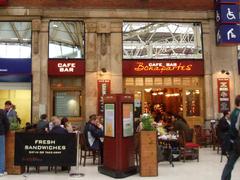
57 63 76 72
123 60 204 76
217 78 230 112
48 60 85 76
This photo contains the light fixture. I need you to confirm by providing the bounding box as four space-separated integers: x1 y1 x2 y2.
144 88 152 93
101 68 107 73
158 92 164 95
221 69 230 75
152 92 157 96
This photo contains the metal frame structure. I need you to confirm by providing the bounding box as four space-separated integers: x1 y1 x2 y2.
123 22 203 59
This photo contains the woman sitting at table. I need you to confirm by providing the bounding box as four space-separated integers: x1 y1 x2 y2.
171 114 191 141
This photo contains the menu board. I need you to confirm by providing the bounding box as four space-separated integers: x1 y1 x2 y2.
98 80 111 115
122 104 134 137
104 104 115 137
54 92 80 117
217 78 230 112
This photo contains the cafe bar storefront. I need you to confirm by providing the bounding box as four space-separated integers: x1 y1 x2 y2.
123 60 204 127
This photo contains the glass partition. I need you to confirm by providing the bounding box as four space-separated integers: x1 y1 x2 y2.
0 22 31 58
123 22 203 59
49 21 84 59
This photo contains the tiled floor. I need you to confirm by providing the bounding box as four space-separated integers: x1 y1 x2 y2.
1 148 240 180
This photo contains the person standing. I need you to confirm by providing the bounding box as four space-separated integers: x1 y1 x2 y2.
4 101 17 121
221 95 240 180
217 111 231 155
0 109 10 176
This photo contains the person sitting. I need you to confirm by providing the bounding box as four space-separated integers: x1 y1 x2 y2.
49 116 68 134
37 114 49 133
171 114 191 141
61 117 73 133
84 114 104 163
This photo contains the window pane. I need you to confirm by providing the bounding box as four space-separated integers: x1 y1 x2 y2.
54 91 81 117
123 22 203 59
0 22 31 58
186 89 200 116
49 21 84 59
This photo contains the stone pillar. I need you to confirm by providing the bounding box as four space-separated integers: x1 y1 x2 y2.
85 21 98 118
31 19 41 123
31 19 49 123
202 21 214 120
39 20 49 116
110 22 123 94
85 21 123 119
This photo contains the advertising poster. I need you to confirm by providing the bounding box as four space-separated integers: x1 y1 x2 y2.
104 104 115 137
98 80 111 115
217 78 230 112
123 104 134 137
15 133 76 166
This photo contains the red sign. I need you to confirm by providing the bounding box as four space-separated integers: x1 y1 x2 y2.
122 60 204 76
48 60 85 76
0 0 7 5
217 78 230 113
98 80 111 115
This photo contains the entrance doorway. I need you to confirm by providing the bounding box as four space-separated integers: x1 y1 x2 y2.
124 76 203 127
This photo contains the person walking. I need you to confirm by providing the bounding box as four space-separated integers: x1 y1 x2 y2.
0 109 10 176
221 95 240 180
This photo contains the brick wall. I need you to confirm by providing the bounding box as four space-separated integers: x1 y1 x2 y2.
7 0 214 10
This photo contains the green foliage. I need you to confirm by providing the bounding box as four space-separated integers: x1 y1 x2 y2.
141 114 155 131
8 117 20 131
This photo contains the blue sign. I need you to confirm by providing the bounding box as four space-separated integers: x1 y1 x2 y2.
217 25 240 44
216 0 239 4
216 4 240 24
0 58 31 74
0 75 32 82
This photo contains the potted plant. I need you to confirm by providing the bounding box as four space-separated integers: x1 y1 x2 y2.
139 114 158 177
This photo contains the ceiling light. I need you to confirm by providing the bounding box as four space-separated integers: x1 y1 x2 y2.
144 88 152 93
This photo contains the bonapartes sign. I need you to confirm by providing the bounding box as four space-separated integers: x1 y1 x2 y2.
15 133 77 166
123 60 204 76
48 60 85 76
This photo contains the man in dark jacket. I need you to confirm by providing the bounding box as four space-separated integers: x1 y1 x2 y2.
217 111 231 155
221 95 240 180
0 109 10 176
84 114 104 163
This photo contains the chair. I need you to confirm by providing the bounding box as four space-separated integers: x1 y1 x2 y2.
194 125 211 147
179 129 200 162
79 133 99 166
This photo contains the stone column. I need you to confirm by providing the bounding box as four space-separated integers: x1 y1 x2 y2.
110 22 123 94
31 19 41 123
202 21 214 120
85 21 98 118
39 20 49 115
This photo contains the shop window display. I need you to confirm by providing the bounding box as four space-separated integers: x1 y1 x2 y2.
53 91 81 117
186 89 200 116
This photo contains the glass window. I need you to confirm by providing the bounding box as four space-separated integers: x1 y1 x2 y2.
123 22 203 59
53 91 81 117
0 22 31 58
186 89 200 116
49 21 84 59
